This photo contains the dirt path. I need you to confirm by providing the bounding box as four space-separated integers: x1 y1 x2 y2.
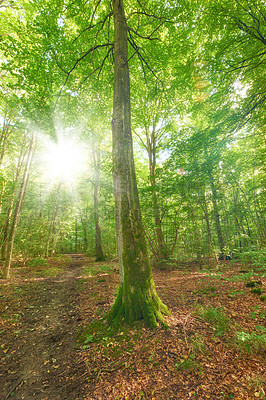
1 255 87 400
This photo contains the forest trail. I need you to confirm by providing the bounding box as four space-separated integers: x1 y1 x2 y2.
1 254 87 400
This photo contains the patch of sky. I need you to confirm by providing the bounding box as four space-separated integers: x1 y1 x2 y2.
57 15 65 28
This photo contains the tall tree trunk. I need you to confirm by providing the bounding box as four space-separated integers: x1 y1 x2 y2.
92 148 105 261
3 132 35 278
1 138 27 260
75 216 78 253
81 214 88 252
45 182 61 258
146 125 169 260
210 176 225 258
197 190 217 262
109 0 169 327
189 205 202 269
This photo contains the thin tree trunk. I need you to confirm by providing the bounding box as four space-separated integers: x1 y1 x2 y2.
92 148 105 261
189 205 202 269
75 216 78 253
210 177 225 258
3 132 35 278
45 182 61 258
81 214 88 252
145 125 168 260
1 138 27 259
109 0 169 327
197 191 217 262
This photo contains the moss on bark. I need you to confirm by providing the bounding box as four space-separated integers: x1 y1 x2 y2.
108 281 169 329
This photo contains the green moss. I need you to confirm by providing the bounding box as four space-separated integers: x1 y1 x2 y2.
108 280 170 329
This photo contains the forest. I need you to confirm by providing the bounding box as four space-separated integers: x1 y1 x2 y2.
0 0 265 399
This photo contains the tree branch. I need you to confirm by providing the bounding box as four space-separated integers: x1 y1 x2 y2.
128 32 164 88
127 26 159 41
55 43 113 106
73 12 113 43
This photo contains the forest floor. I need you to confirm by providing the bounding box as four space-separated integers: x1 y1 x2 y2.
0 255 265 400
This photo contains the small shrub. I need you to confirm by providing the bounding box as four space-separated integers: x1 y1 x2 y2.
251 287 263 295
246 281 256 288
82 266 97 276
100 265 113 272
260 295 266 302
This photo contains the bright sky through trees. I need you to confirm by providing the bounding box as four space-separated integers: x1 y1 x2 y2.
39 134 88 185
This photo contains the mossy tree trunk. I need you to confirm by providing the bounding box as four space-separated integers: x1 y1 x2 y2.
109 0 169 328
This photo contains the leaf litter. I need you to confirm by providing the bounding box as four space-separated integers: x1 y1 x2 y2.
0 255 265 399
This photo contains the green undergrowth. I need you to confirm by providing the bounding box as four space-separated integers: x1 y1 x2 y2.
224 271 263 282
237 248 266 271
28 258 48 268
34 266 62 278
175 353 202 372
78 319 145 356
235 326 266 355
227 289 245 298
12 256 68 279
196 306 230 337
193 286 218 297
82 264 114 277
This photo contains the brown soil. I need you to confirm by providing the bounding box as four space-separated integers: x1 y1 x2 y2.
0 255 87 400
0 255 265 399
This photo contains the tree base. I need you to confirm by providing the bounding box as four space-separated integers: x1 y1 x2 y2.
108 282 170 329
95 255 106 262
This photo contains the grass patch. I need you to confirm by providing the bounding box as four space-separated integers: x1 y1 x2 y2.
28 258 48 268
188 333 207 354
193 286 217 296
82 264 113 277
34 266 61 278
227 289 245 298
196 306 230 336
175 354 201 371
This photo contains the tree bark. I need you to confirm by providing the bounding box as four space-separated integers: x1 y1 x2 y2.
109 0 169 327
